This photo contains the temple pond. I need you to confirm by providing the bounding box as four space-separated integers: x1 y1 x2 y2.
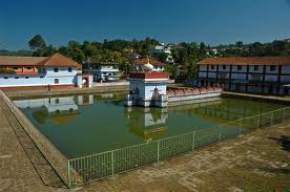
13 93 286 159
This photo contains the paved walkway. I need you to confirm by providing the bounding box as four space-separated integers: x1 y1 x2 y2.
0 96 66 192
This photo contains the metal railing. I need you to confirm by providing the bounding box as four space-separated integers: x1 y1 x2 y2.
66 106 290 187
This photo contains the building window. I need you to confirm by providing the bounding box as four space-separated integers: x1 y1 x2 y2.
25 76 29 79
210 65 215 70
68 67 72 72
54 68 59 72
254 65 259 71
237 66 242 71
4 77 8 79
14 76 19 79
222 65 226 70
270 65 276 71
54 79 59 84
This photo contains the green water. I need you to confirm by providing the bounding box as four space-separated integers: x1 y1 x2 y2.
13 93 285 158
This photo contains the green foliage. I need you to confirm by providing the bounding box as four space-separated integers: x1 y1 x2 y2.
171 42 209 80
19 34 290 82
28 34 46 50
216 40 290 57
0 68 16 74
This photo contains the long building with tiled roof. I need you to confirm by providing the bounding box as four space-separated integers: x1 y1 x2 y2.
0 53 82 89
196 56 290 95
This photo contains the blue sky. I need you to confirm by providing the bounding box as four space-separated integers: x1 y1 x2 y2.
1 0 290 50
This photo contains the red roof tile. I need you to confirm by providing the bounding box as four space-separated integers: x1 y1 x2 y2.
38 53 81 68
0 56 46 66
0 53 81 68
198 56 290 65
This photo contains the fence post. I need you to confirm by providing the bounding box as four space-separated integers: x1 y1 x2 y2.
270 112 274 127
157 141 160 163
111 151 114 176
67 160 72 188
192 131 196 150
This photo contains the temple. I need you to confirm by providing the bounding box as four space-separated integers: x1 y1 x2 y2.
125 71 169 107
125 58 223 108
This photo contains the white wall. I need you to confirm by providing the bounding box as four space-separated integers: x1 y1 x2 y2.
281 65 290 74
249 65 263 73
265 75 278 82
0 66 78 87
208 72 216 78
232 65 247 72
199 65 207 71
198 72 207 78
231 73 246 80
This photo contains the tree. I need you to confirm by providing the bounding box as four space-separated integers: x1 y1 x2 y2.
28 34 46 50
236 41 243 48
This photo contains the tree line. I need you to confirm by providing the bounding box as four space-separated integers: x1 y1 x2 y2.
1 35 290 81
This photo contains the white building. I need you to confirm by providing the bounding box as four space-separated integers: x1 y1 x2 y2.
0 53 82 89
150 43 175 64
83 63 120 82
125 71 169 108
196 56 290 95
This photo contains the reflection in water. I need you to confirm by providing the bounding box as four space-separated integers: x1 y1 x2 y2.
13 93 286 158
14 96 80 124
126 107 168 141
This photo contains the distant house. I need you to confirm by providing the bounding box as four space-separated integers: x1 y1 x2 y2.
83 62 121 82
131 57 165 72
196 56 290 95
0 53 82 89
149 43 175 64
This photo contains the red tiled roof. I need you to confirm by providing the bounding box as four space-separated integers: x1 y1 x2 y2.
129 71 169 79
132 57 165 66
0 53 81 68
0 56 46 66
38 53 81 68
197 56 290 65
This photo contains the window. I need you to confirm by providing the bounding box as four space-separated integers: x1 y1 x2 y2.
68 67 72 72
54 79 59 84
210 65 215 70
222 65 226 70
270 65 276 71
14 76 19 79
25 76 29 79
54 68 59 72
237 66 242 71
254 65 259 71
4 77 8 79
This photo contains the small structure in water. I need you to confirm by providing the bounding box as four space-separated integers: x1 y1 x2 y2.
125 58 223 108
125 71 169 107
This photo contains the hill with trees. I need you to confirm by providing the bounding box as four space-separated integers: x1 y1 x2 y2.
1 35 290 81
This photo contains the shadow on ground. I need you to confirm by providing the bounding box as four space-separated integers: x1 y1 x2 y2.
269 135 290 152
